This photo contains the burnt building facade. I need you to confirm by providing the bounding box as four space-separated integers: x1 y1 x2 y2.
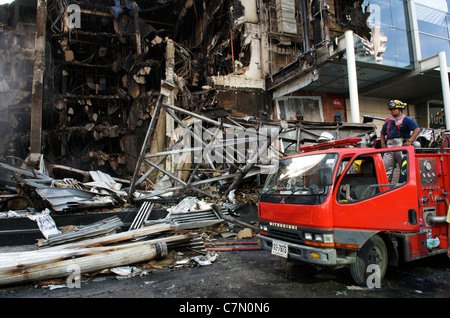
0 0 449 178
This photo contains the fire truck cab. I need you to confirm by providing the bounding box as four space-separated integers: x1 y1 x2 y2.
257 137 449 285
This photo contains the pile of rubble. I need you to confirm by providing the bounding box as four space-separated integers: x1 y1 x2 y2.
0 162 259 286
0 94 379 287
0 116 266 287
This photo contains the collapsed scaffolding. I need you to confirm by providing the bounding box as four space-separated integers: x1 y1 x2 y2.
126 82 378 209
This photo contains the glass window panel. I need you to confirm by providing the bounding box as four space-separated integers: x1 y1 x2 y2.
363 0 407 29
448 13 450 38
363 0 392 27
385 27 412 67
390 0 407 30
419 33 450 64
416 3 449 38
357 26 411 68
337 156 383 202
429 103 446 129
357 0 411 68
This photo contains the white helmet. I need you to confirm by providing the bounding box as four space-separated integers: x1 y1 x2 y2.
318 132 334 143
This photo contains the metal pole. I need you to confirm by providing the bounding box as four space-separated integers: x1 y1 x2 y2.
128 95 163 198
345 30 360 123
438 51 450 129
133 173 241 201
135 136 184 188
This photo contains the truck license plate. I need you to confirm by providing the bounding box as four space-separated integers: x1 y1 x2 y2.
271 241 288 258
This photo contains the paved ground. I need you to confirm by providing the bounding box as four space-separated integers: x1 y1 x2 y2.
0 243 448 299
0 206 448 315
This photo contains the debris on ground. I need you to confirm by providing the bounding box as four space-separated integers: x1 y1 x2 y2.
0 95 380 288
0 215 258 286
0 163 260 287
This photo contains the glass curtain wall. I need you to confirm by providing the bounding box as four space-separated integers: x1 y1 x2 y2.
415 0 450 64
357 0 412 68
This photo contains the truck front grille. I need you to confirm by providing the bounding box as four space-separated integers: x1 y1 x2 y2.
269 228 303 245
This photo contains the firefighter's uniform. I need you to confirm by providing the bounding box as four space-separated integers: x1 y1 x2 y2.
380 100 419 182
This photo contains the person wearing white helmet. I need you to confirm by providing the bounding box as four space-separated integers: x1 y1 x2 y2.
380 100 420 182
317 132 334 143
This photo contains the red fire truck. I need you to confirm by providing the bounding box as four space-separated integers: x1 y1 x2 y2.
257 135 449 286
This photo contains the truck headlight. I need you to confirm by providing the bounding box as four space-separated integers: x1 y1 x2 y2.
304 232 334 246
314 234 323 242
323 234 334 244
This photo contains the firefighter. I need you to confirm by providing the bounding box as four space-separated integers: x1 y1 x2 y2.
380 100 420 182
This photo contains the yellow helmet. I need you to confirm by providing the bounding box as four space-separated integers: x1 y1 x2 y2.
387 100 407 110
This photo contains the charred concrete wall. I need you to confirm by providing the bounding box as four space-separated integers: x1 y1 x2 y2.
43 0 270 177
44 0 160 177
0 1 36 161
40 0 274 178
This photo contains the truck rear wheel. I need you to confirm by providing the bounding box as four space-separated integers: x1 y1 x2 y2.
350 234 388 286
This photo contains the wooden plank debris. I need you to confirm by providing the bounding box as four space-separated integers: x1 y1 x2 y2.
0 220 196 286
0 240 168 286
42 223 177 250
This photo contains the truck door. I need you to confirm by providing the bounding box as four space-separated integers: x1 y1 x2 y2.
333 147 419 233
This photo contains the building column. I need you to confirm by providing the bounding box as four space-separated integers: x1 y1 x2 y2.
165 38 176 173
30 0 47 161
438 51 450 129
405 0 422 68
345 30 360 123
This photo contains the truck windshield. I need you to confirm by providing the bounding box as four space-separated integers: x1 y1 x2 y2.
263 153 338 196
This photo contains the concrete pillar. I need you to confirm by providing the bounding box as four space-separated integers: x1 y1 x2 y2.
246 38 262 79
438 51 450 129
165 39 176 173
30 0 47 161
405 0 422 68
258 1 270 77
242 0 258 23
345 30 360 123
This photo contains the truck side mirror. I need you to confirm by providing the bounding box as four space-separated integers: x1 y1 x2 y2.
320 167 333 186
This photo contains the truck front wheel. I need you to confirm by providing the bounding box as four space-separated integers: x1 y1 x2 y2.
349 234 388 286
